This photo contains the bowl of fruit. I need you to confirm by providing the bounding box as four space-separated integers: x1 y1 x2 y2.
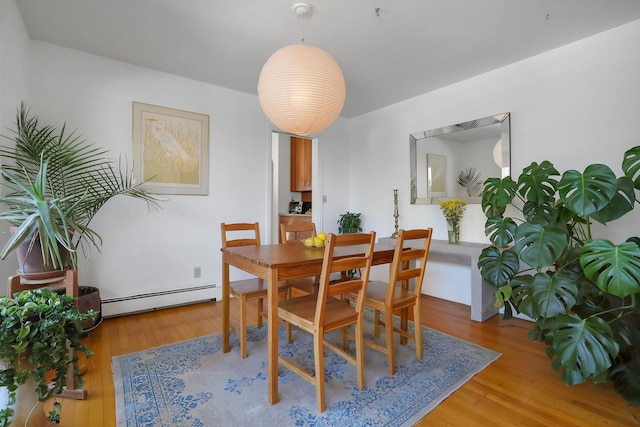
304 231 327 249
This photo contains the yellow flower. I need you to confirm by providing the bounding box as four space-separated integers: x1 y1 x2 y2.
439 199 467 224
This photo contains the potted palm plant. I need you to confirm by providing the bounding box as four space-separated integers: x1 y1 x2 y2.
0 157 86 277
0 288 96 426
0 103 161 332
477 146 640 408
0 103 161 275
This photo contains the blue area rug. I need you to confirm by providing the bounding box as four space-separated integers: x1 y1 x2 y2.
113 315 500 426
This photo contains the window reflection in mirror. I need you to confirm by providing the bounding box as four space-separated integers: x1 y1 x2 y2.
410 113 510 204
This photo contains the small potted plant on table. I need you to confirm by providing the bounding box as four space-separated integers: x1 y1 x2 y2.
337 212 363 278
337 211 362 234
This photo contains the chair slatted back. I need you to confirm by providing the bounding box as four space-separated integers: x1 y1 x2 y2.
315 232 376 325
280 222 317 243
221 222 260 249
387 228 433 303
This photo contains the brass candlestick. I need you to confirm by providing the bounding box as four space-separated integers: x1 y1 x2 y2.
391 189 399 238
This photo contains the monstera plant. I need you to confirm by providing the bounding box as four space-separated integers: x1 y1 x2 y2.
478 146 640 406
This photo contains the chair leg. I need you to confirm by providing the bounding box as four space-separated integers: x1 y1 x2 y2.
240 296 248 359
285 320 292 344
257 298 263 328
385 309 396 375
340 326 348 350
313 332 326 412
355 319 366 390
400 307 409 345
414 302 423 360
279 289 293 344
374 309 381 337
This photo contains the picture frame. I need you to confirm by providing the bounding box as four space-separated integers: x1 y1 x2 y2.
132 102 209 195
426 153 447 198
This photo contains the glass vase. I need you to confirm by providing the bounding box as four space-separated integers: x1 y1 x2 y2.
447 220 460 244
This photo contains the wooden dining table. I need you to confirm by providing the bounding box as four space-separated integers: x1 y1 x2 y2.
221 239 398 404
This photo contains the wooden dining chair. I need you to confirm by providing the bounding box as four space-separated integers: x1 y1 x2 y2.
280 221 319 295
279 221 317 243
277 231 376 412
354 228 433 375
221 222 291 359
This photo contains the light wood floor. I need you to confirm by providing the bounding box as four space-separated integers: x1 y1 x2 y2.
45 295 637 426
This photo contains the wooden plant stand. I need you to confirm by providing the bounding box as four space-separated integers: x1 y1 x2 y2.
7 270 88 400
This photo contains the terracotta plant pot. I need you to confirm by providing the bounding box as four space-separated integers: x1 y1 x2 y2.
78 286 102 333
12 227 72 280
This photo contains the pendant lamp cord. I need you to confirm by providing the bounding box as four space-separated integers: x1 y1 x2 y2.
299 11 305 44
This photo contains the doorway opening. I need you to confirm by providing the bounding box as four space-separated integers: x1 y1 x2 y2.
269 132 321 244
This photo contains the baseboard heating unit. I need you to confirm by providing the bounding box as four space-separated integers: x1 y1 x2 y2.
102 284 220 318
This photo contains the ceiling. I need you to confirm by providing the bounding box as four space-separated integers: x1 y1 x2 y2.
16 0 640 118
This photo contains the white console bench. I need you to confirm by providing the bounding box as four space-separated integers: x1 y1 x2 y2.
379 237 498 322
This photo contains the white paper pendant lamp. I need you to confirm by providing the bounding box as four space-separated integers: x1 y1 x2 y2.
257 3 345 136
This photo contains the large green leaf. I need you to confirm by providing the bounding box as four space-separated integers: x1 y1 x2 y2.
610 317 640 355
492 285 512 310
510 274 537 318
580 239 640 298
551 313 619 384
522 200 558 225
534 317 556 345
628 236 640 247
610 360 640 405
514 223 568 270
530 271 579 318
481 176 517 218
517 160 560 203
557 164 618 217
621 145 640 189
558 364 592 387
589 177 635 225
484 217 517 247
477 246 520 288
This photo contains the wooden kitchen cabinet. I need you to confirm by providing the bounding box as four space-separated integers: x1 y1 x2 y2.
290 136 312 192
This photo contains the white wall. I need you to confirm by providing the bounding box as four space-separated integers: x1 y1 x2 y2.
314 117 351 235
349 19 640 244
351 20 640 303
0 0 30 293
23 41 277 314
16 38 351 315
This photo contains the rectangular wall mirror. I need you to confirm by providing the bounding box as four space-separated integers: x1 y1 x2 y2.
410 112 510 204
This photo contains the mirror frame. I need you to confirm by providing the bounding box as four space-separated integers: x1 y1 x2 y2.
410 112 510 204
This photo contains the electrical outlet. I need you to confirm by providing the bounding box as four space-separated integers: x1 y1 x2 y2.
193 267 201 278
322 195 327 203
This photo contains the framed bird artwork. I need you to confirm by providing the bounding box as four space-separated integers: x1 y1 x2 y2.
132 102 209 195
